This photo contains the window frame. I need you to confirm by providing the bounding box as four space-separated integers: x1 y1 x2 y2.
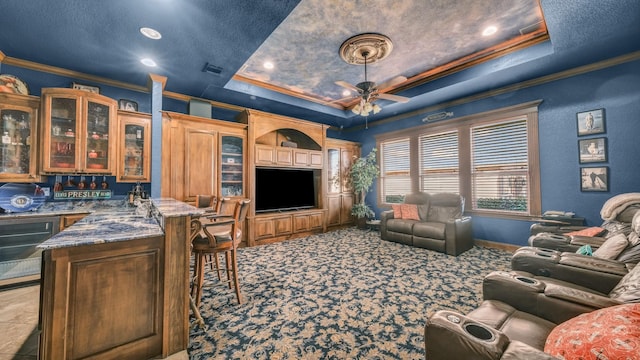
376 100 541 219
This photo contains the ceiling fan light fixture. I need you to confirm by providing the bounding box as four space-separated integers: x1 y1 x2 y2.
373 104 382 114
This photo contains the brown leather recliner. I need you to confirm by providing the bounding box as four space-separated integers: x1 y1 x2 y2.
513 211 640 292
425 265 640 359
380 192 472 255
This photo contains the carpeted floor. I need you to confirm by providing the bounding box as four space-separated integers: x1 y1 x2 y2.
188 228 513 359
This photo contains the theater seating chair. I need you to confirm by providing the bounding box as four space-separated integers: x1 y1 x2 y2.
425 303 640 359
513 211 640 293
425 266 640 359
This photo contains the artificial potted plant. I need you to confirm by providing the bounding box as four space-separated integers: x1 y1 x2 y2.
349 148 379 228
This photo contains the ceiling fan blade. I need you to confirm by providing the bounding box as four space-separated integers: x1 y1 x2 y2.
328 95 358 104
376 76 408 91
335 80 361 93
377 93 410 103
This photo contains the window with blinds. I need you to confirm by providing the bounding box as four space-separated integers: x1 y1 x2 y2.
419 130 459 194
380 138 411 203
471 117 529 213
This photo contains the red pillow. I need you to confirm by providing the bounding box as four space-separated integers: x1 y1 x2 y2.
544 303 640 359
400 204 420 220
565 226 605 237
391 204 403 218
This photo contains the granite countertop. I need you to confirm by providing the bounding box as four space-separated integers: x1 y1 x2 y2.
36 198 203 250
151 198 206 218
38 213 164 250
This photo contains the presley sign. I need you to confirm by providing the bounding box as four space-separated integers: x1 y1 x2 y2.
53 190 112 200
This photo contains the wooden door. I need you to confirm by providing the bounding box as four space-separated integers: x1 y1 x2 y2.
183 126 217 203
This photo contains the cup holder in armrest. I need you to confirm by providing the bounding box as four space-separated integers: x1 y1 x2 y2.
514 276 540 286
534 252 554 258
464 323 495 341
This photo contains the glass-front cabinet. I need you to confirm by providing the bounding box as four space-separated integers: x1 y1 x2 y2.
117 111 151 182
220 135 244 197
41 88 116 174
0 93 42 182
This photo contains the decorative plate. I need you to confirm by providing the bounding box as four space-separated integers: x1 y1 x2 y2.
0 183 46 213
0 74 29 95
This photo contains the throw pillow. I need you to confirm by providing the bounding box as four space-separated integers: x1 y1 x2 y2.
576 244 593 256
391 204 403 219
593 233 628 259
400 204 420 220
544 303 640 359
565 226 605 237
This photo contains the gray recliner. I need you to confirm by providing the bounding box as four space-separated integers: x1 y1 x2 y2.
380 192 472 255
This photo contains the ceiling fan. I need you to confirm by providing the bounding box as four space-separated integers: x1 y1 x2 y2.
333 33 410 116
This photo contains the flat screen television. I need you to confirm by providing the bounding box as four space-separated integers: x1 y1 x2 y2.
255 168 316 212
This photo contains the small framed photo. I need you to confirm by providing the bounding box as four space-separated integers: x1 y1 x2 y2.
72 82 100 94
581 166 608 192
118 99 138 112
577 108 605 136
578 137 607 163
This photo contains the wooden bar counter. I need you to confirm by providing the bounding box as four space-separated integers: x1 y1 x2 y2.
37 198 203 360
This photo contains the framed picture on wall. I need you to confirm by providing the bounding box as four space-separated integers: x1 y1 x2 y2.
118 99 138 112
71 82 100 94
578 137 607 163
577 108 605 136
580 166 608 192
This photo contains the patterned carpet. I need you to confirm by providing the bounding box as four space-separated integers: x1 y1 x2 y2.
188 228 513 359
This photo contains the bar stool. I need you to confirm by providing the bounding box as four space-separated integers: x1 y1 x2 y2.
191 199 250 305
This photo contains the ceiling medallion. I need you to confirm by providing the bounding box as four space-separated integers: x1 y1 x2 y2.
339 33 394 65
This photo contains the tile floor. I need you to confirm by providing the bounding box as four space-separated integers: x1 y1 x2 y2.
0 283 39 360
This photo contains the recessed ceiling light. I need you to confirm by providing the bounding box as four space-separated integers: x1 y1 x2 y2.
140 58 157 67
342 90 351 97
263 61 274 70
482 26 498 36
140 27 162 40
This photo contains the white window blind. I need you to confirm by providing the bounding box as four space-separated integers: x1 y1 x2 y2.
471 118 529 213
419 130 459 194
380 138 411 203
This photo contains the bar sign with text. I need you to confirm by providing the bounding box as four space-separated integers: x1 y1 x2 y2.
54 190 112 200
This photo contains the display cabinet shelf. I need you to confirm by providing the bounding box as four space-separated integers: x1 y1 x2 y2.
41 88 116 174
0 92 42 182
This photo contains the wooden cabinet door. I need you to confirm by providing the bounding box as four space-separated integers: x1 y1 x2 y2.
255 144 274 165
117 111 151 182
293 214 309 233
254 217 275 240
341 193 354 225
309 150 323 168
41 88 116 174
274 216 292 236
183 126 217 203
0 93 42 182
275 148 292 165
293 149 309 167
326 195 342 226
308 212 323 230
340 147 354 192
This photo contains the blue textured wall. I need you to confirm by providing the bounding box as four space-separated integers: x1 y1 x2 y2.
346 59 640 246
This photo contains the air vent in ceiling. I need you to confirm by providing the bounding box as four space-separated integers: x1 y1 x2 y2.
520 21 543 35
202 63 223 75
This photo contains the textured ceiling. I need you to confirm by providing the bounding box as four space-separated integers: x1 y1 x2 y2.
236 0 545 106
0 0 639 128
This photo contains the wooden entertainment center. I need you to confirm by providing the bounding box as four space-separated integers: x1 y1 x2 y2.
161 108 360 247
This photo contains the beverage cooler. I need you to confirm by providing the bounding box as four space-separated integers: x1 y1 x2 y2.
0 216 59 287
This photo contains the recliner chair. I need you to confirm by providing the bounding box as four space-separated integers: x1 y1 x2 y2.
513 211 640 292
425 264 640 359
